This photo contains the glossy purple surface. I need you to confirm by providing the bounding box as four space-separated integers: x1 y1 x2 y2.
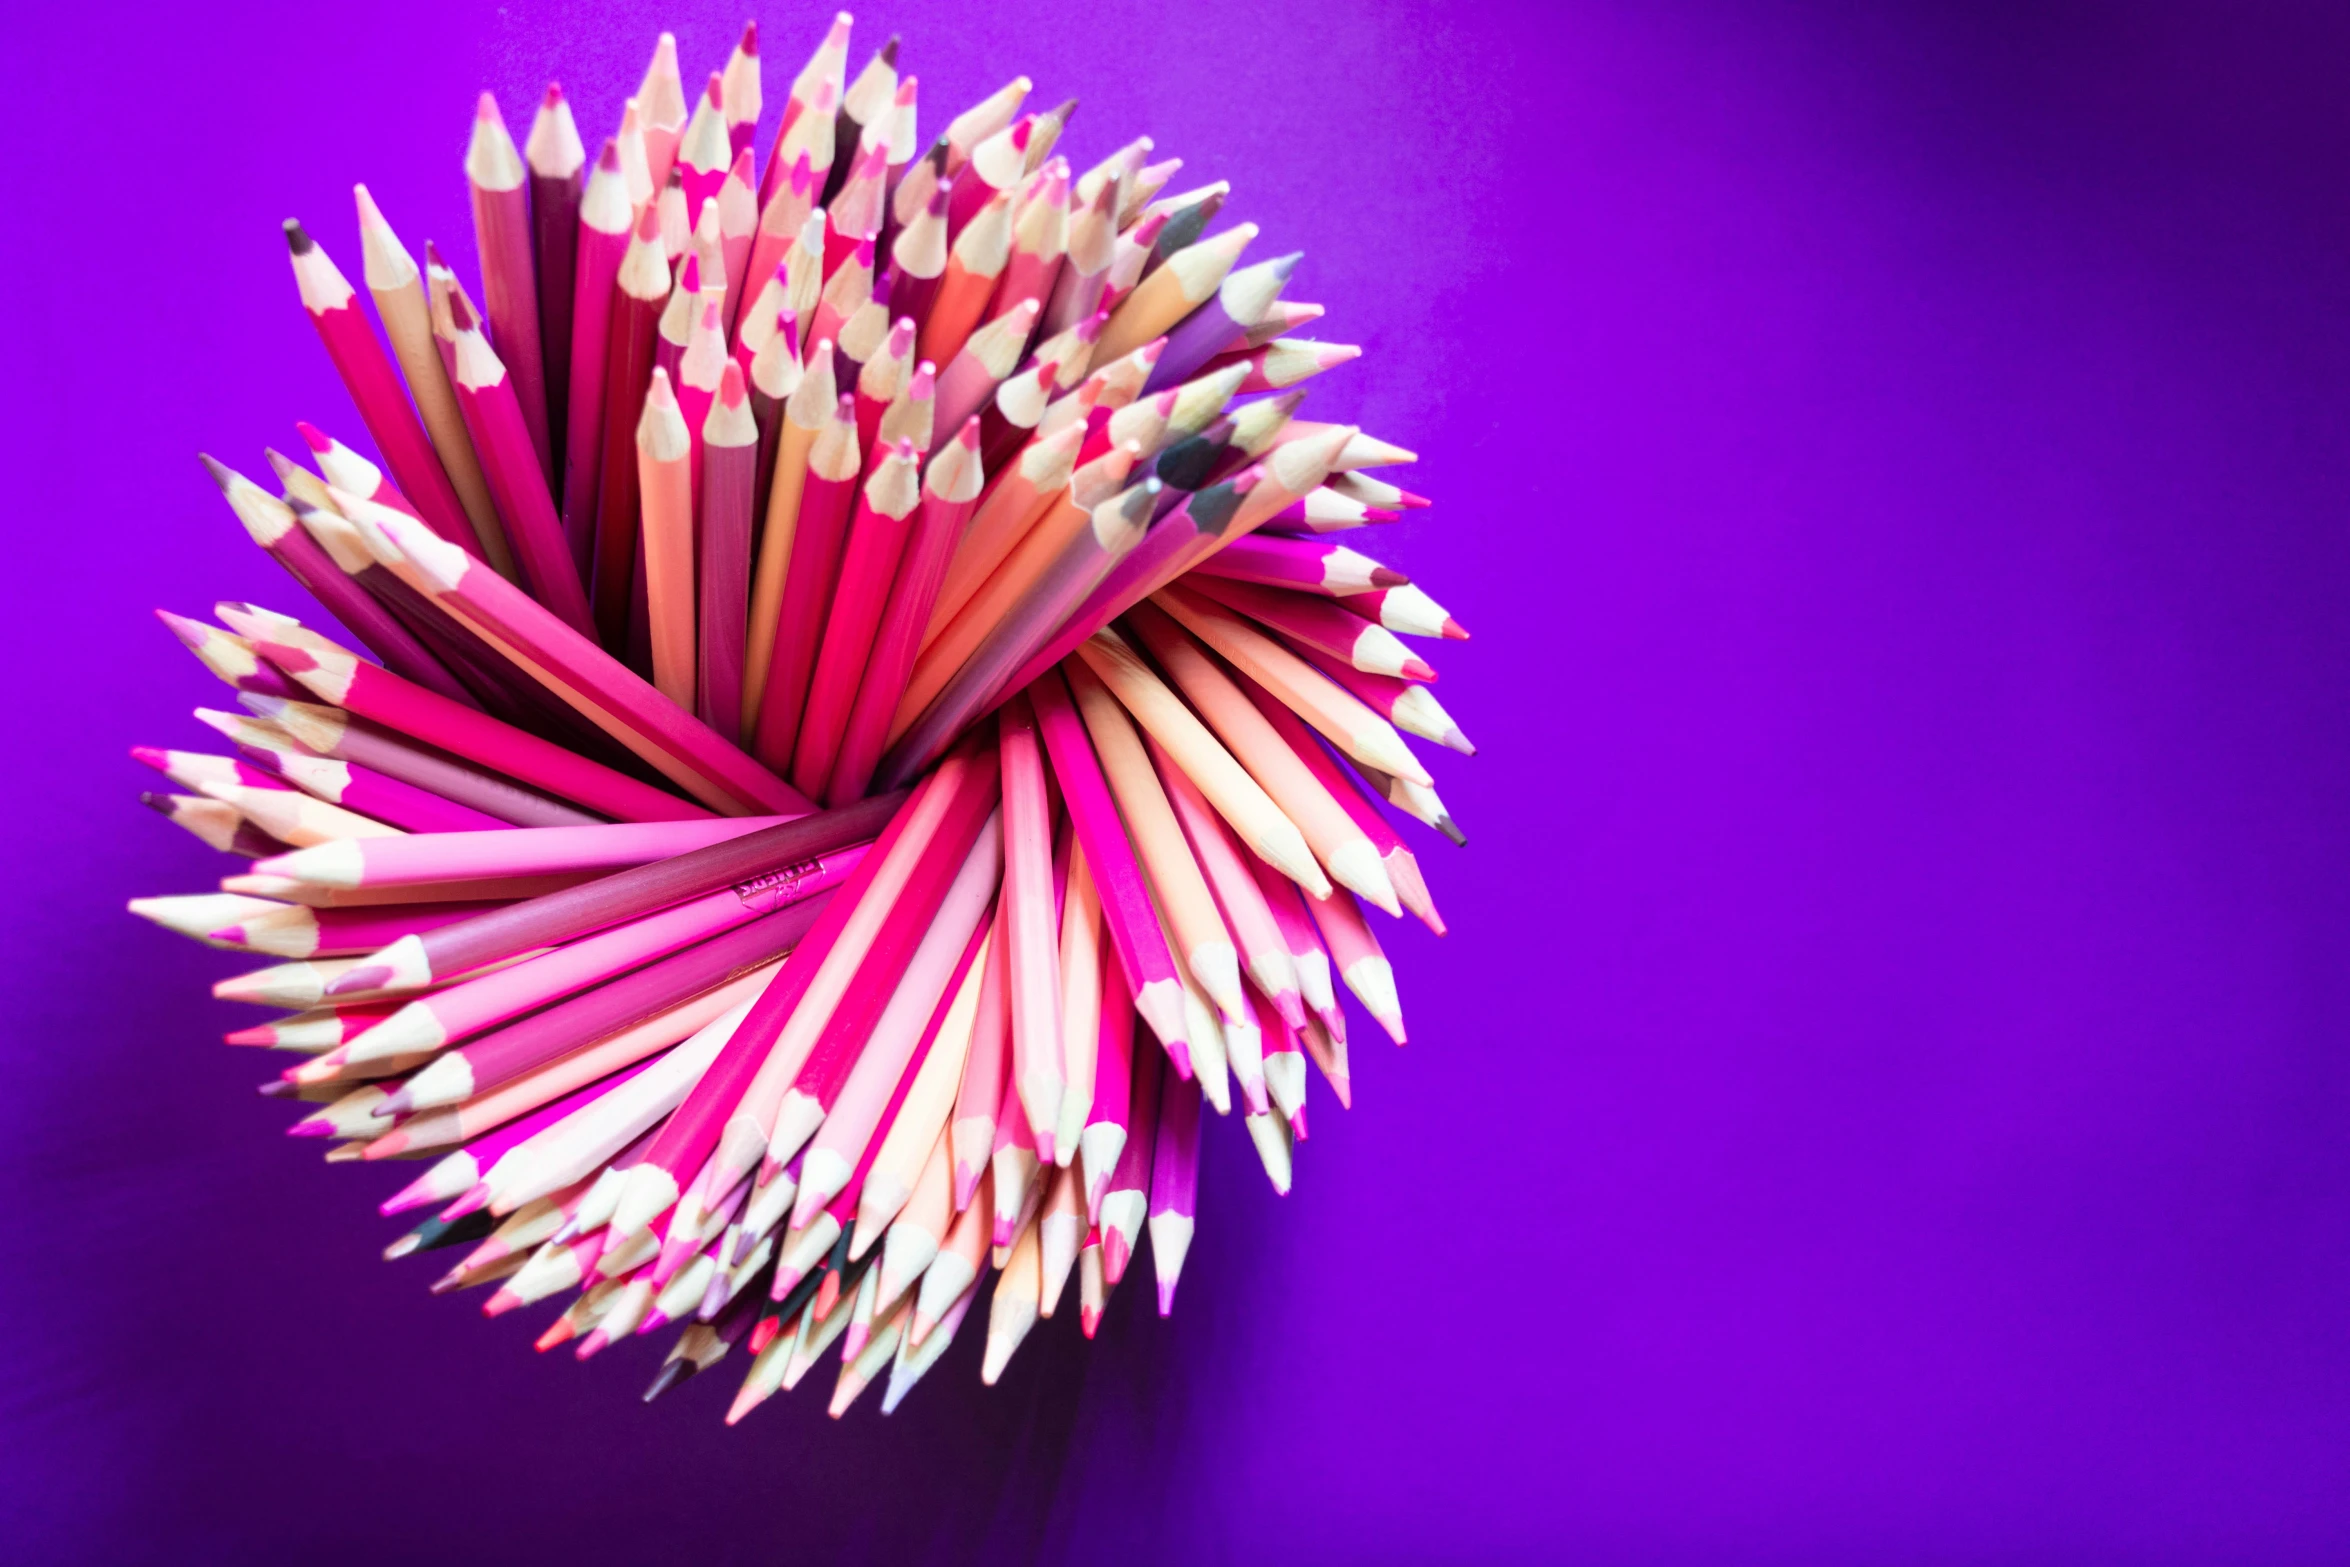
8 1 2350 1560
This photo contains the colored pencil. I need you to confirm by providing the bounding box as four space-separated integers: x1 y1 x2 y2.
139 22 1480 1426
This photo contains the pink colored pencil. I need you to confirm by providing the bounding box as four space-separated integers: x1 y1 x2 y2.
466 92 553 479
142 792 289 860
601 754 954 1246
998 695 1065 1164
1146 1063 1201 1315
791 437 921 800
427 258 595 635
344 847 862 1063
1247 850 1344 1043
1079 952 1134 1220
360 507 810 818
1306 885 1405 1046
1027 665 1189 1066
721 21 763 156
328 792 897 993
949 900 1012 1209
560 139 630 577
698 363 759 735
254 815 802 889
280 222 473 547
232 615 709 823
750 391 862 770
824 417 984 805
1096 1021 1158 1285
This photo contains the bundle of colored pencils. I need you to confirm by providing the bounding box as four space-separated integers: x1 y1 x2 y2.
130 16 1473 1419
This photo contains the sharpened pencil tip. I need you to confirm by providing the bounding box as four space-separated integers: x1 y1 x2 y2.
283 219 312 254
257 1079 295 1099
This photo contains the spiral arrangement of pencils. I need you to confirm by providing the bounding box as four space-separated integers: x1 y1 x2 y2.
128 14 1473 1419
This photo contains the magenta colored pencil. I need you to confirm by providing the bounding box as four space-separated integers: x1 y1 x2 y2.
697 363 759 738
331 791 898 993
384 894 834 1112
200 458 477 708
561 139 630 577
466 92 553 480
825 417 985 805
750 398 863 771
365 508 809 818
346 846 863 1062
281 222 474 548
1146 1063 1201 1316
791 438 921 800
235 743 507 835
1080 952 1135 1221
1188 530 1405 596
525 85 586 477
1026 666 1190 1066
429 263 595 635
254 814 800 889
237 695 602 829
1181 573 1434 681
235 618 708 823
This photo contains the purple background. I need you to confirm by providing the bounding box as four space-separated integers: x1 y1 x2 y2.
6 0 2349 1560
